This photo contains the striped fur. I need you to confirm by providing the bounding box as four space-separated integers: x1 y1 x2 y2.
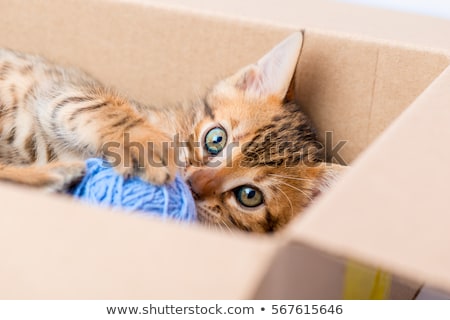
0 33 344 232
0 48 178 189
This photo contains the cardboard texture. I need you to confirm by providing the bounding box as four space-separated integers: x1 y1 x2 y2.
153 0 450 51
416 286 450 300
0 185 279 299
254 243 419 300
291 66 450 295
295 31 449 162
1 0 450 298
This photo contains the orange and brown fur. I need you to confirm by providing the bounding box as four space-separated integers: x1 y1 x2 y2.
0 32 343 233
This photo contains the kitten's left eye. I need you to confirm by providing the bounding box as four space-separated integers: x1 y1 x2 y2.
234 185 264 208
204 127 227 155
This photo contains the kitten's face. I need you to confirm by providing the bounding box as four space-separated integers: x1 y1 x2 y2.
185 32 343 233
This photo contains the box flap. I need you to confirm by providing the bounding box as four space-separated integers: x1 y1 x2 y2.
0 185 279 299
253 242 419 299
289 65 450 293
154 0 450 51
296 30 449 162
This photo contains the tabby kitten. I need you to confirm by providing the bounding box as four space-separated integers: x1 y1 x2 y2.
0 32 342 232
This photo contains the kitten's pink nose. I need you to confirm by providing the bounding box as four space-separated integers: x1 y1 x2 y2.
187 168 219 198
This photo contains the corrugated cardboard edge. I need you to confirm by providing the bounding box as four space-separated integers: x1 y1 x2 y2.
252 241 420 299
289 64 450 294
148 0 450 52
0 183 284 299
296 29 450 162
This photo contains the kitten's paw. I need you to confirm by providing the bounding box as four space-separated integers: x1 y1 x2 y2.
139 149 177 185
46 161 86 192
116 151 177 185
110 128 177 185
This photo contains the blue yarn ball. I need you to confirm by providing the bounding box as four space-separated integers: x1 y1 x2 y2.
70 158 196 222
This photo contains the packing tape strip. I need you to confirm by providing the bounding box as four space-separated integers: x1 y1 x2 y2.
343 260 391 299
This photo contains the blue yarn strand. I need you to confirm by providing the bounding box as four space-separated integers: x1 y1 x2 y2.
70 158 196 222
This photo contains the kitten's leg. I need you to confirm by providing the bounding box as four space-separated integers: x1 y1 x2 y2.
108 124 176 184
0 162 86 192
45 93 176 185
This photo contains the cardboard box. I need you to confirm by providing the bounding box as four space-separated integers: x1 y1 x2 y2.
153 0 450 51
1 0 450 299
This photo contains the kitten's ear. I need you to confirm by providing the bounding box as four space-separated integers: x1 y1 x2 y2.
233 32 303 99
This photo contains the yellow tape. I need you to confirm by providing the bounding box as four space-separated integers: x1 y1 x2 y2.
343 260 391 300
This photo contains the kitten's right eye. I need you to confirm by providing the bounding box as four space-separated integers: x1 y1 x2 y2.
204 127 227 156
234 185 264 208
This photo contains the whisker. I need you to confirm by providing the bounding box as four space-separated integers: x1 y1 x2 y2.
274 188 280 213
199 205 221 220
198 205 236 234
273 185 294 218
221 220 233 233
275 179 313 202
209 220 221 232
269 173 313 183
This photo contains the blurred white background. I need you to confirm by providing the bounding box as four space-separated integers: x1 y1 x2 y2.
339 0 450 20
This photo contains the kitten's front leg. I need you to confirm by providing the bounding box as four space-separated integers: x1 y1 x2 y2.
52 94 177 185
102 122 177 185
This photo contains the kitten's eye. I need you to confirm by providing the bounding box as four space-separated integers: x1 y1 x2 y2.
204 127 227 155
234 186 264 208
